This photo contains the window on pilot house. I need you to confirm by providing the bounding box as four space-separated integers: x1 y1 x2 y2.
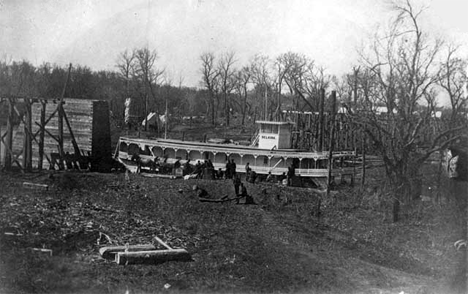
261 124 278 134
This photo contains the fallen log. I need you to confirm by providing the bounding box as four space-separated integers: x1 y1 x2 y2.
4 232 23 237
198 196 243 203
99 244 156 259
141 173 177 179
23 182 49 190
32 248 53 256
198 197 229 203
115 249 192 265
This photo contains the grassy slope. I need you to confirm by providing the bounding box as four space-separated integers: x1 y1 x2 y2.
0 168 464 294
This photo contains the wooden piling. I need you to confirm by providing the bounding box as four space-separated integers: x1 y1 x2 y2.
5 99 14 170
58 101 64 161
353 67 359 109
0 104 2 167
318 88 325 152
326 91 337 197
62 109 81 156
361 133 366 189
38 100 46 170
24 99 32 171
58 64 72 162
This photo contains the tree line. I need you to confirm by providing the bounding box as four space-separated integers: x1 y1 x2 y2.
0 50 203 129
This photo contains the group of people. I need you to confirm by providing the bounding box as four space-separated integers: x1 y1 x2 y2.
193 174 254 205
244 162 259 184
232 175 254 204
191 161 298 206
185 158 296 187
190 159 215 178
130 153 159 173
261 163 296 186
183 158 236 180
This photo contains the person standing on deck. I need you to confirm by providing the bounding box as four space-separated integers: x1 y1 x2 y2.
231 159 237 178
225 160 232 179
183 159 192 175
287 164 295 186
245 162 251 181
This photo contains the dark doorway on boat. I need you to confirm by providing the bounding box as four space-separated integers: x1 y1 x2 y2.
292 158 300 168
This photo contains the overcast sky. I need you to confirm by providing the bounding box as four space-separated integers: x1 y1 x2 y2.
1 0 467 89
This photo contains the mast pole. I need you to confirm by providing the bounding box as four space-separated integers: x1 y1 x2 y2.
164 98 168 139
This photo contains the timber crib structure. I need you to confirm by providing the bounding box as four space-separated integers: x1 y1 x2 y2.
0 96 111 172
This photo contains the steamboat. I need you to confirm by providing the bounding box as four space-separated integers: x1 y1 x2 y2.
115 120 359 187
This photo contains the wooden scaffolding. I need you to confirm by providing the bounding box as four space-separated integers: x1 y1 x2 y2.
0 96 111 172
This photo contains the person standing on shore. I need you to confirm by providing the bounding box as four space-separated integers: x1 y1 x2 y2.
233 175 241 194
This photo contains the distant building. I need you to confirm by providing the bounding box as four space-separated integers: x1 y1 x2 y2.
142 112 166 129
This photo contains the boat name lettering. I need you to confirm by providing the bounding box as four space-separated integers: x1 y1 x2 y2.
261 135 276 140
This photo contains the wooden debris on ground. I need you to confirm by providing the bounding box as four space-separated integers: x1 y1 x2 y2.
99 244 156 259
108 236 191 265
198 195 257 205
4 232 23 237
141 173 178 179
23 182 49 190
32 248 53 256
198 195 242 203
115 248 191 265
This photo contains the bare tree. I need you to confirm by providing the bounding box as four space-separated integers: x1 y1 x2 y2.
233 66 251 125
133 47 164 131
438 44 468 124
276 52 331 113
302 64 331 110
218 52 237 126
278 52 308 109
351 0 466 222
200 52 220 125
116 49 136 98
134 47 165 97
273 53 295 119
334 66 362 108
250 54 273 120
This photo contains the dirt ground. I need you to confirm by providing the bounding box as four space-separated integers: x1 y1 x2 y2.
0 121 466 293
0 162 466 294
